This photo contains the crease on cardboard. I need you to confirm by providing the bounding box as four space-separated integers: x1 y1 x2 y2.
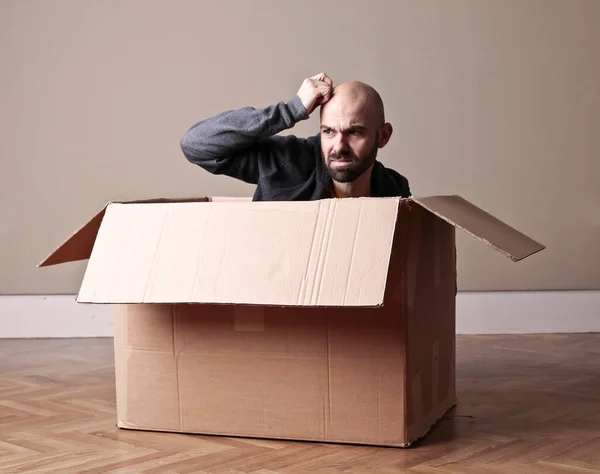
190 203 213 301
172 305 183 432
298 201 322 305
100 206 133 304
358 257 388 291
434 219 443 288
449 338 456 399
312 200 336 305
308 200 326 305
342 201 363 305
377 363 382 442
212 213 230 303
320 199 337 305
143 207 172 301
323 323 332 439
411 371 424 430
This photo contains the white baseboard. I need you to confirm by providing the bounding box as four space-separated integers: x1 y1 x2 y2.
0 292 598 338
0 295 113 338
456 290 600 334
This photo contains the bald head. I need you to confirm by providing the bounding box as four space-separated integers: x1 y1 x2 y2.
321 81 385 127
318 79 393 186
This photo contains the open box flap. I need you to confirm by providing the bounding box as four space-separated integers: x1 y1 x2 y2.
37 198 215 267
37 204 109 268
76 198 401 307
412 195 545 261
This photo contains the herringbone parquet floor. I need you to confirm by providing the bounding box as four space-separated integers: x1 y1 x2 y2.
0 334 599 473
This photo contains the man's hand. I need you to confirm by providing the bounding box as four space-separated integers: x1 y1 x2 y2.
297 73 334 115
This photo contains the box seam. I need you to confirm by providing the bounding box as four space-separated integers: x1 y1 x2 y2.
172 305 183 432
326 321 331 439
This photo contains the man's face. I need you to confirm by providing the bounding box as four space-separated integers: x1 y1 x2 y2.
320 98 380 183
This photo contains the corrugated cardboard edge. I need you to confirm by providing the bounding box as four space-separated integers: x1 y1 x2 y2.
391 199 414 447
411 196 546 262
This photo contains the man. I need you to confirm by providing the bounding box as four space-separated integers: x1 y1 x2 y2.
180 73 411 200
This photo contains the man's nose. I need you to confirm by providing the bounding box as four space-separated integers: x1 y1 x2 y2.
332 133 349 154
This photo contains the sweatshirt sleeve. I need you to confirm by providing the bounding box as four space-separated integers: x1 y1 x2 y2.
180 95 310 184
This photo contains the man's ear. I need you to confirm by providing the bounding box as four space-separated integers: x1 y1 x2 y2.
378 123 393 148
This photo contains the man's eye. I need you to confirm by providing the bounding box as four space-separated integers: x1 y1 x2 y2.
322 129 332 135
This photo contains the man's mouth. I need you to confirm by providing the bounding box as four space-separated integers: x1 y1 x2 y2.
330 159 354 168
330 156 355 163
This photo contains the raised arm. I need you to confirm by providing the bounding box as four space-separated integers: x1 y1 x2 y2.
180 74 334 184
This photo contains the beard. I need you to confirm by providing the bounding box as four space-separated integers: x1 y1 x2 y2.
325 142 379 183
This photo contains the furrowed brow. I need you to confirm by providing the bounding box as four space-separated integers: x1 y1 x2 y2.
320 125 367 132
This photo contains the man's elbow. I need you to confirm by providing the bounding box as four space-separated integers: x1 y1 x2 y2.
180 131 203 165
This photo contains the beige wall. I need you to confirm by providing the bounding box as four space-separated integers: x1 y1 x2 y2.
1 0 599 294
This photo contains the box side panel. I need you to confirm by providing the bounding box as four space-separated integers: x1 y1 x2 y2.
113 304 181 431
402 203 457 444
168 302 406 446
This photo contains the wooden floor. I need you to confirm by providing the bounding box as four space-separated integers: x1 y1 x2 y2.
0 334 599 473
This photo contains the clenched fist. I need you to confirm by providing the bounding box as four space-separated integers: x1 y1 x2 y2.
296 73 334 115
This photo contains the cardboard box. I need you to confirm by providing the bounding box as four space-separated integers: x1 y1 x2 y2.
39 195 544 447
